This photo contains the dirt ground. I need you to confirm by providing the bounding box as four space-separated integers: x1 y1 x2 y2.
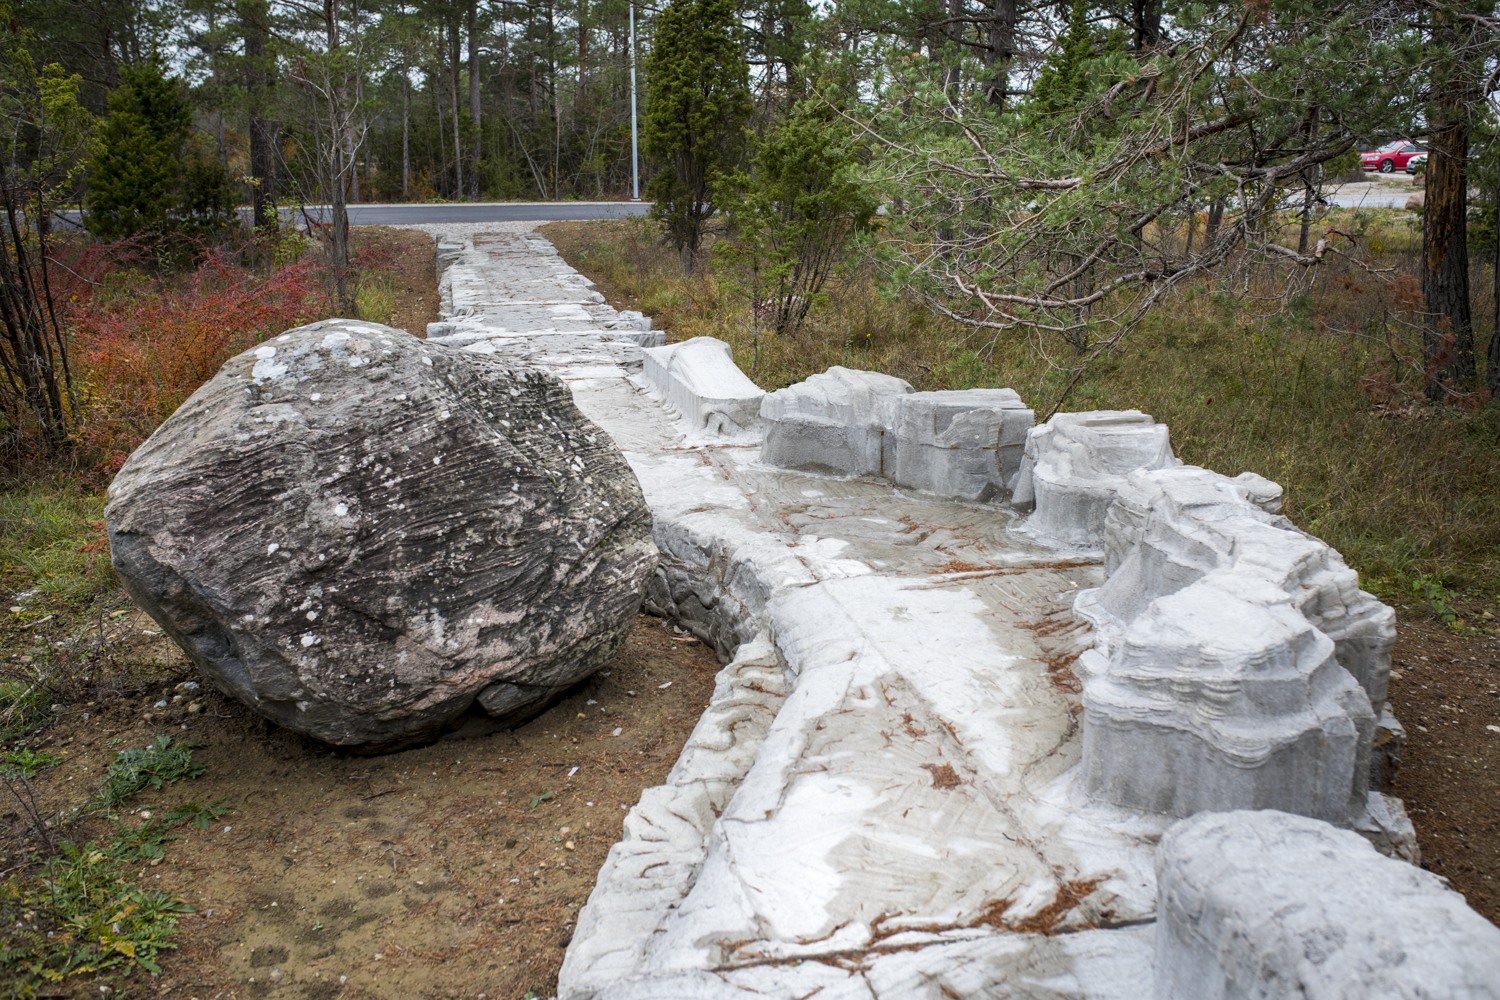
1389 615 1500 923
14 612 720 1000
348 227 441 338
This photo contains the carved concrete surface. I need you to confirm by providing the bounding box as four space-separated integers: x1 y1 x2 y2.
1013 410 1178 548
1073 465 1400 828
759 369 1035 502
1156 811 1500 1000
422 227 1163 998
416 224 1484 1000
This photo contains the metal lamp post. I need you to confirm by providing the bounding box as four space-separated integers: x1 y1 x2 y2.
629 1 640 201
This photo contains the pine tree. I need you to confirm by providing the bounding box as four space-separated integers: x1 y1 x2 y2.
87 61 192 239
87 58 236 244
729 102 876 339
643 0 752 274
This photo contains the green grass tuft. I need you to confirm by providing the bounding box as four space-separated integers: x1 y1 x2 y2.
0 487 113 610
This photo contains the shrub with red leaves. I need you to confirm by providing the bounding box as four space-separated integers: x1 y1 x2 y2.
65 244 332 477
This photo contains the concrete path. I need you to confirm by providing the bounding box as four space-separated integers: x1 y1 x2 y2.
421 225 1162 999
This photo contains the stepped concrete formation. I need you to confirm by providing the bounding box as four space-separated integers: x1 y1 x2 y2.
407 223 1499 1000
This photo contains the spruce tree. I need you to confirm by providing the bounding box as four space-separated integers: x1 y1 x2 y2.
643 0 752 274
87 61 192 240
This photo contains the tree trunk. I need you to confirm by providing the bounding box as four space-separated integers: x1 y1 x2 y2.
1489 177 1499 398
1422 11 1476 402
402 68 411 200
1132 0 1162 52
984 0 1018 108
1205 197 1225 239
468 0 482 199
434 62 449 196
450 21 465 199
324 0 351 312
349 71 362 204
241 0 276 230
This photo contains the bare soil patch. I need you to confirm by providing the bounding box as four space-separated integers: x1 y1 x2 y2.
1390 613 1500 923
348 227 440 337
13 613 719 999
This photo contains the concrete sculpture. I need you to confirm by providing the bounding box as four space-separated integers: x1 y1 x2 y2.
760 369 1034 501
363 226 1480 1000
1071 465 1399 822
1013 410 1178 546
640 337 764 439
759 366 913 477
1156 810 1500 999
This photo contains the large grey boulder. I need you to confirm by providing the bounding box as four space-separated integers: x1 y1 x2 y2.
1156 810 1500 1000
106 319 655 751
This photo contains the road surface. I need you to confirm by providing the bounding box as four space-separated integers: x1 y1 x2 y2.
55 201 651 230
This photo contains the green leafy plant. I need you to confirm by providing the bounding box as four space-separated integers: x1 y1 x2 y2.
1410 573 1462 628
1 748 61 779
527 791 555 810
108 801 230 861
0 678 53 743
1 840 193 983
96 735 205 810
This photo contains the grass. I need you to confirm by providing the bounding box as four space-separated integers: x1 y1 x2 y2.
355 270 399 325
544 213 1500 614
0 486 112 610
0 478 120 741
0 738 215 994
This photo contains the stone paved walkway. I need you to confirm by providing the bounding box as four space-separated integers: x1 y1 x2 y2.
417 226 1166 999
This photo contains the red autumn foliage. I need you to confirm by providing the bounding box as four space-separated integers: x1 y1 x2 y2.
62 242 333 477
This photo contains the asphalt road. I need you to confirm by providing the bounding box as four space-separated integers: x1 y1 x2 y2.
54 201 651 229
331 201 651 224
1323 183 1416 209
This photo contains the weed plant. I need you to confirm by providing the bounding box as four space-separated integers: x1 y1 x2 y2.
0 741 217 993
547 215 1500 613
355 271 400 325
96 735 205 809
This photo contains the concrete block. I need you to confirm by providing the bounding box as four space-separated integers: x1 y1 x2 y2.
759 367 912 477
1082 574 1373 823
1079 466 1394 713
889 388 1034 501
640 337 764 439
1014 410 1178 545
1156 810 1500 1000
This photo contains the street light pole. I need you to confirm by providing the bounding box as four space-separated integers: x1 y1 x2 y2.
629 1 640 202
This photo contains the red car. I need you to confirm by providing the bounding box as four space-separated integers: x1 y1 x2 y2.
1360 140 1426 173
